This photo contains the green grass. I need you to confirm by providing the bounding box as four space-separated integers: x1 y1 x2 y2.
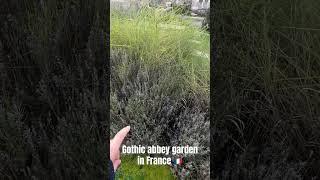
111 8 209 95
115 155 176 180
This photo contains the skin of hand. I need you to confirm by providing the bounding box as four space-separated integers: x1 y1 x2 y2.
110 126 130 171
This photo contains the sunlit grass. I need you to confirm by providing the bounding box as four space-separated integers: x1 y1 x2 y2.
111 8 209 95
115 155 176 180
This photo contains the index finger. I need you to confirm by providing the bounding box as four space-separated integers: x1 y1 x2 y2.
112 126 130 149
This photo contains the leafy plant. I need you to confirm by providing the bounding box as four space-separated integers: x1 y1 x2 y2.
110 8 210 179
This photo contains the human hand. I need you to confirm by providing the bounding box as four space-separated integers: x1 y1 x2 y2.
110 126 130 171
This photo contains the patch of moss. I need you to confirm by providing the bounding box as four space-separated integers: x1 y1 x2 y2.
115 155 176 180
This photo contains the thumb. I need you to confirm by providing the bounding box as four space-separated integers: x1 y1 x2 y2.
114 160 121 171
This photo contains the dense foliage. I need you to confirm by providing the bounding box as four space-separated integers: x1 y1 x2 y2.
0 1 108 179
213 0 320 179
110 8 210 179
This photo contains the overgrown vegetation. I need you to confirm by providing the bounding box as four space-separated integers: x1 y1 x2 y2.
0 1 108 179
213 0 320 179
110 8 210 179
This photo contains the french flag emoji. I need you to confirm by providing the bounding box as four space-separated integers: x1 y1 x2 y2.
172 158 183 165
